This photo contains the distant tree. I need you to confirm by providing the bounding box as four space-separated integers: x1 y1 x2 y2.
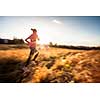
49 42 53 46
13 37 24 44
54 43 57 46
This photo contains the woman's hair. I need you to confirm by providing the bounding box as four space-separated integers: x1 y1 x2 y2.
31 28 37 32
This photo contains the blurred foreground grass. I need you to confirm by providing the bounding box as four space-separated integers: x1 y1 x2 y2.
0 44 100 83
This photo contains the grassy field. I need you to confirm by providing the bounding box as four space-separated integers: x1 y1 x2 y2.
0 44 100 83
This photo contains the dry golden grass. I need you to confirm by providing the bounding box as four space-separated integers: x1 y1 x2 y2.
0 44 100 83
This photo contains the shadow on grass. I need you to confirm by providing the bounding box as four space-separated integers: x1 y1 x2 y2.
0 58 24 83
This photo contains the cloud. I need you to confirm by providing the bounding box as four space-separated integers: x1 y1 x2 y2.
52 19 62 24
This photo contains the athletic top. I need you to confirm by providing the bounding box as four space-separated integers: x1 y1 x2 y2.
27 33 38 48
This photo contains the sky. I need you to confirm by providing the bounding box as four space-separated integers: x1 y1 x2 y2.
0 16 100 46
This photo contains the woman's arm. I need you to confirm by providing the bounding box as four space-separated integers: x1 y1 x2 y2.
25 35 32 44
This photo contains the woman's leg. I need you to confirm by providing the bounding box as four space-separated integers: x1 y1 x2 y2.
32 51 39 61
25 49 34 67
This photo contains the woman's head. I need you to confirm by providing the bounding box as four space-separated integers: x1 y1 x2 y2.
31 28 37 33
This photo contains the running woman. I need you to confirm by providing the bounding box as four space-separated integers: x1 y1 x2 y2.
25 28 39 67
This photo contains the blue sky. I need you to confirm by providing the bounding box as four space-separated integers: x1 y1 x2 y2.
0 16 100 46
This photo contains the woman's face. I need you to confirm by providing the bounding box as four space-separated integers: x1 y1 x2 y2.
33 31 37 34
